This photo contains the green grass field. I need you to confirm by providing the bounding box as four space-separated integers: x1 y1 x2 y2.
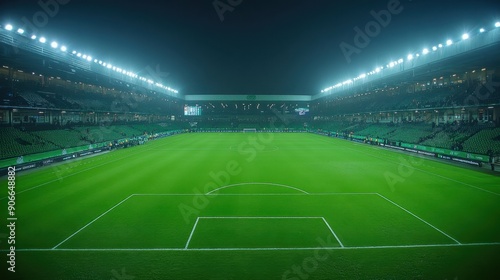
1 133 499 279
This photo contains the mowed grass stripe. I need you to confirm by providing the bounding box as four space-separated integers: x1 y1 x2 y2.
54 194 463 250
305 134 500 243
0 132 498 279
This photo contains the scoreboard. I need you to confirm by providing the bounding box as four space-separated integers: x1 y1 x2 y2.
184 105 202 116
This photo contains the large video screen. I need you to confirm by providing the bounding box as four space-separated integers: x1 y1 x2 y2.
184 105 202 116
295 108 310 116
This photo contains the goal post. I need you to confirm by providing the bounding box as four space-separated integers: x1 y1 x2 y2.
243 128 257 133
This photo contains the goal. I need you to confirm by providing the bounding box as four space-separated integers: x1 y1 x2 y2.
243 128 257 133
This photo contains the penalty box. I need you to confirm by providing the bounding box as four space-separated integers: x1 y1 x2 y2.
55 193 456 249
185 216 342 249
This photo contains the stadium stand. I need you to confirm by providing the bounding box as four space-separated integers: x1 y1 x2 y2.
1 45 499 161
462 128 500 155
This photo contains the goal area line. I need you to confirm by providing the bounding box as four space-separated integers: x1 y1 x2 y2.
184 216 344 249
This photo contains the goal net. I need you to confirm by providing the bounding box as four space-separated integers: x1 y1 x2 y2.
243 128 257 133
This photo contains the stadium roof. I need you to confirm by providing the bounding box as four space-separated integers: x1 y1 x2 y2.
1 0 500 96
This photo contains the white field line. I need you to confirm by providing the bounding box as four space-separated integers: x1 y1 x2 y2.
358 148 500 197
9 242 500 252
312 136 500 197
0 136 187 200
376 193 461 244
321 217 344 248
199 216 323 219
52 194 135 249
185 217 200 249
206 182 309 195
195 216 344 247
132 193 377 196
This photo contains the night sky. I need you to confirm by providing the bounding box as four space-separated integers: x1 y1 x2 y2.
1 0 499 95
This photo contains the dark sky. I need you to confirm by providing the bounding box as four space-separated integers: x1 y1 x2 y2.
1 0 499 95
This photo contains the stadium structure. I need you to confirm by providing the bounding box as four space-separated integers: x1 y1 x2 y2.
0 20 500 279
1 22 500 171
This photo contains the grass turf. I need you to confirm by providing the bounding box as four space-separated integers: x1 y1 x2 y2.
0 132 499 279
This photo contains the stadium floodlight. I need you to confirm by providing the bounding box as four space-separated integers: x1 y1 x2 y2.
397 58 404 63
86 56 92 62
39 37 46 43
72 50 77 54
31 35 37 40
432 46 437 51
375 67 381 73
93 59 98 63
438 44 443 48
77 53 82 57
50 41 58 48
82 54 87 59
495 22 500 28
107 64 112 69
60 46 67 52
461 33 469 40
17 28 24 34
102 62 107 67
446 39 453 46
422 48 429 55
5 24 13 31
407 54 414 60
479 28 485 33
389 62 395 68
98 60 103 64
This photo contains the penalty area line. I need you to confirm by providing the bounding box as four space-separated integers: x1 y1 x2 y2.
376 193 461 245
52 194 136 249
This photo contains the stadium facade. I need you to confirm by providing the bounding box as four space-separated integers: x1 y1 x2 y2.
1 21 500 170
